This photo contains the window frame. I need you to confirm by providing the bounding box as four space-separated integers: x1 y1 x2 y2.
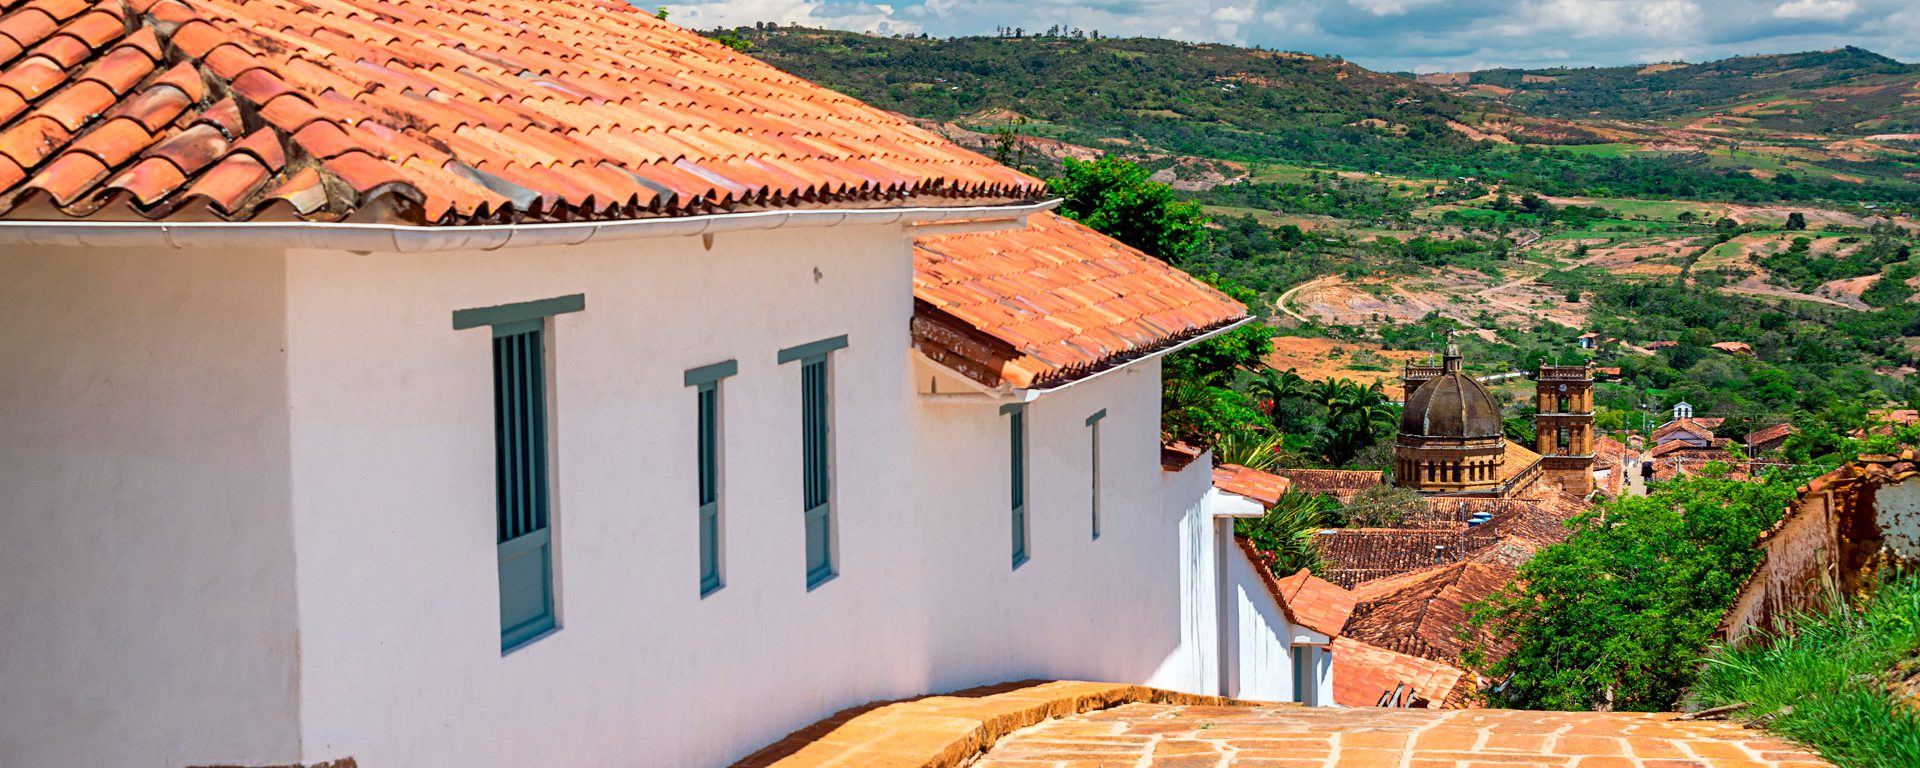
455 293 583 655
1086 409 1106 541
685 359 738 598
779 335 847 590
1003 403 1030 568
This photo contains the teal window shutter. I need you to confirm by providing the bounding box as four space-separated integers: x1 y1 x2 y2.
696 382 722 595
801 356 833 587
494 321 555 652
1006 404 1028 568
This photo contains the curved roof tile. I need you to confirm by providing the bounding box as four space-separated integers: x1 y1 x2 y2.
0 0 1043 223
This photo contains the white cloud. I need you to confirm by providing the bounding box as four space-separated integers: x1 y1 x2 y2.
1772 0 1856 20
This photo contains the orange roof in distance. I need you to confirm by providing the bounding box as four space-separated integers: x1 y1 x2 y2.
913 212 1247 389
0 0 1042 224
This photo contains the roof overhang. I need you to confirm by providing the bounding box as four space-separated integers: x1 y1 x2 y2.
916 315 1256 405
0 199 1061 254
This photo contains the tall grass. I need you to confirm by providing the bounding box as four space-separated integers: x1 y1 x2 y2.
1692 574 1920 767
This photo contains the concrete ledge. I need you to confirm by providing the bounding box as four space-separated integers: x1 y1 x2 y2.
729 680 1251 768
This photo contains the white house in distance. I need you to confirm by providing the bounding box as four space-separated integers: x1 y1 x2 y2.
0 1 1343 766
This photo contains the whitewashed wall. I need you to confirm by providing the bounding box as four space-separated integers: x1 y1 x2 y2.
1222 541 1297 702
1 223 1227 768
0 246 303 767
278 226 1223 768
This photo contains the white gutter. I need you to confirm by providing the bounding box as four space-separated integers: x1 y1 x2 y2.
0 199 1062 253
921 316 1258 404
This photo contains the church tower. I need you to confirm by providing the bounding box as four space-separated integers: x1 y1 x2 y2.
1534 362 1596 495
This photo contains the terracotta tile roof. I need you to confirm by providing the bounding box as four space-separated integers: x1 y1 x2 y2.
1344 554 1518 667
1711 341 1753 355
1271 567 1356 637
1331 636 1471 708
1650 439 1728 459
1235 537 1356 638
1161 440 1203 472
1212 464 1291 507
0 0 1040 224
1270 468 1383 501
1592 436 1627 469
1496 441 1541 485
1316 527 1470 589
911 212 1247 389
1651 418 1719 444
1745 423 1797 450
1318 492 1586 588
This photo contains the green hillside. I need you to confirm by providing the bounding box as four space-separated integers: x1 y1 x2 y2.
713 28 1920 206
1425 47 1920 134
723 27 1479 168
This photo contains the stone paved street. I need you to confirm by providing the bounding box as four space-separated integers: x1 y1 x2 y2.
973 702 1833 768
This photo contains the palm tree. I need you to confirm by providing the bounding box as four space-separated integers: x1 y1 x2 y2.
1235 491 1338 577
1214 428 1286 470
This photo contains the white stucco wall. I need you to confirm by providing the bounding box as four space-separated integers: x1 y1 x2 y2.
912 358 1198 694
1222 540 1297 702
3 222 1227 768
276 226 1223 768
0 246 302 767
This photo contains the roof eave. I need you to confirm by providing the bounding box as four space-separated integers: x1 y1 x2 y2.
0 198 1061 254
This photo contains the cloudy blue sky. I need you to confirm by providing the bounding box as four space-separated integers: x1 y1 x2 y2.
662 0 1920 73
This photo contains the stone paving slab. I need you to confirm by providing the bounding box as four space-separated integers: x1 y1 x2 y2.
974 702 1833 768
729 681 1244 768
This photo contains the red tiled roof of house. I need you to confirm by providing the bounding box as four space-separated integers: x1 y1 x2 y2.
1344 553 1517 667
1212 464 1291 507
1593 436 1627 496
1651 418 1718 443
1319 492 1586 588
1235 537 1355 637
1710 341 1753 355
1745 423 1797 450
0 0 1041 224
1651 439 1731 459
1271 567 1356 637
1270 468 1384 501
1161 441 1203 472
912 212 1247 389
1331 636 1472 709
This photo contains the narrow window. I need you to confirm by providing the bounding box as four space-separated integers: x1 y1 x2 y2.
1086 409 1106 540
685 360 737 597
455 293 583 654
779 336 847 589
1005 403 1029 567
802 357 832 585
494 321 555 651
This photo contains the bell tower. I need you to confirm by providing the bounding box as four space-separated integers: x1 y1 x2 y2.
1534 362 1595 495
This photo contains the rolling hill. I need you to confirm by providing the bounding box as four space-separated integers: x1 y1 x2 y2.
1419 47 1920 135
711 27 1920 204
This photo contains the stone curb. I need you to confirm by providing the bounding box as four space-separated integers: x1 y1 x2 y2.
728 679 1257 768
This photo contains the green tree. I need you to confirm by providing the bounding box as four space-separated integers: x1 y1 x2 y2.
1235 491 1339 576
1049 157 1212 264
1472 472 1802 711
1785 211 1808 230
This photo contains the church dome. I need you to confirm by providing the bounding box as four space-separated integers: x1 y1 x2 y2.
1400 372 1502 439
